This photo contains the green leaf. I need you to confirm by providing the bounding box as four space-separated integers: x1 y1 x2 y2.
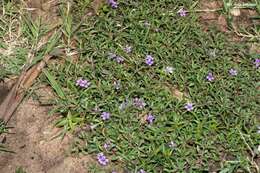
43 70 65 99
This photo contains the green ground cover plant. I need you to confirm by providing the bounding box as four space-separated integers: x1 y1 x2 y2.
1 0 259 172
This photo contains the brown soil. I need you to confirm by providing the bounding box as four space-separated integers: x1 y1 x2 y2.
26 0 61 25
198 0 227 32
0 82 9 104
0 91 92 173
198 0 259 38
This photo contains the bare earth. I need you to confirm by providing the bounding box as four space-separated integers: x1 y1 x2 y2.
0 95 91 173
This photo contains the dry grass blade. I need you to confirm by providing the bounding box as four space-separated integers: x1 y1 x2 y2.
0 10 62 123
0 55 52 123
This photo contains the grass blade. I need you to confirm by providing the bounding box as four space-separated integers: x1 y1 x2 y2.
43 70 65 99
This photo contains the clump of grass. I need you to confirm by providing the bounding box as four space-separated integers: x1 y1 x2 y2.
15 167 27 173
0 119 11 153
0 119 7 135
0 2 29 77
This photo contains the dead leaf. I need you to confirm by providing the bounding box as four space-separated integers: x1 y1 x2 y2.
0 55 52 123
0 19 60 123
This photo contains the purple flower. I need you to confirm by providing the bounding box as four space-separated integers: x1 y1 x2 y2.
124 45 132 53
76 79 91 88
133 98 146 109
206 72 214 82
107 0 118 8
101 112 110 120
168 141 177 148
145 55 154 66
177 8 187 17
115 56 124 63
97 153 109 166
164 66 174 74
185 103 194 111
229 68 238 76
138 169 146 173
146 113 155 124
254 59 260 68
112 171 117 173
